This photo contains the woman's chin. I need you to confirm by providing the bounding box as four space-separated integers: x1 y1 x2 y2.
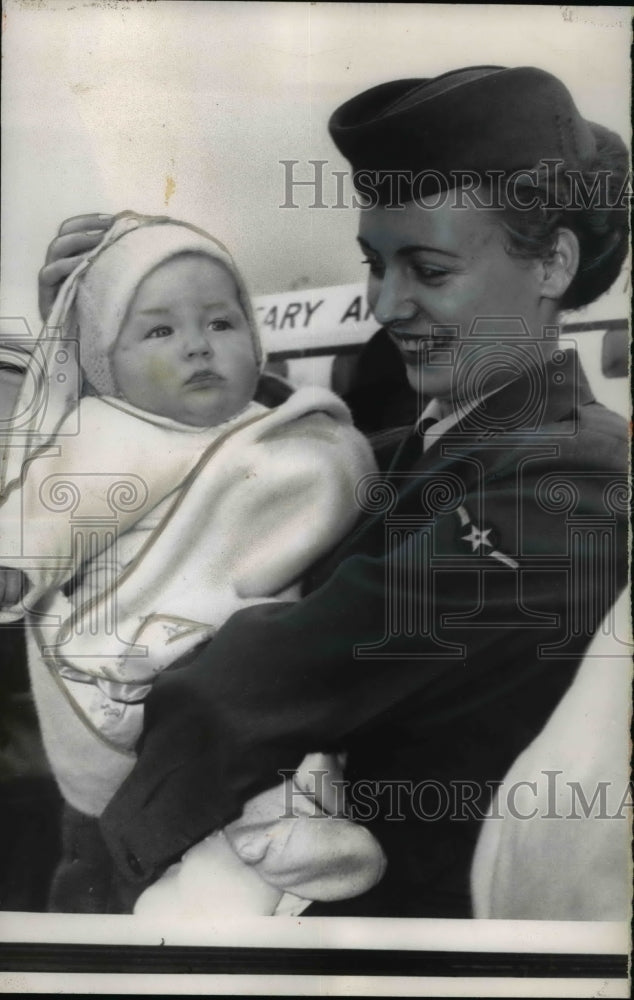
405 362 454 403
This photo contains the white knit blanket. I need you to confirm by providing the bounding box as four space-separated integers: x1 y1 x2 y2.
1 386 375 814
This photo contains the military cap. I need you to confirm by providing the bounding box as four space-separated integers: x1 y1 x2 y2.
328 66 598 202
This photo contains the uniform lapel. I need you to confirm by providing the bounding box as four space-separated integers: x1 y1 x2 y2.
388 416 438 474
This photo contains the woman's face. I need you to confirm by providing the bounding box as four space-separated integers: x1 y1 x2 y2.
358 196 555 407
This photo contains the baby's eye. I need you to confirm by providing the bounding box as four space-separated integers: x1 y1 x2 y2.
145 325 173 339
208 319 232 332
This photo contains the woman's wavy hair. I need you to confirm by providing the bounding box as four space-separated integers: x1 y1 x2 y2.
498 124 630 310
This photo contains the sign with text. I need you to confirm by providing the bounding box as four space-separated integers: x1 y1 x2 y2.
253 282 376 358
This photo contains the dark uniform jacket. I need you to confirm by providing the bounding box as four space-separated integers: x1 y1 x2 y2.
100 351 628 917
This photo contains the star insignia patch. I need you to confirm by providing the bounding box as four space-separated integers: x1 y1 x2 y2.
462 524 493 552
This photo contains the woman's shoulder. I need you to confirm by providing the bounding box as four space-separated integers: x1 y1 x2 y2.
482 396 627 487
552 397 629 472
578 397 628 441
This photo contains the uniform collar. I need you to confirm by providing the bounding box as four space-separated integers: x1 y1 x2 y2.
417 395 482 452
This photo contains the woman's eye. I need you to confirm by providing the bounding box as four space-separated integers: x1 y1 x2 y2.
145 325 173 339
361 256 385 277
208 319 232 332
412 264 450 285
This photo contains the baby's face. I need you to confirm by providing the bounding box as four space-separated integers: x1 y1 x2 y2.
111 255 258 426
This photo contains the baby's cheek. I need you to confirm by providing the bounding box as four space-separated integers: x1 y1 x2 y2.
145 355 174 388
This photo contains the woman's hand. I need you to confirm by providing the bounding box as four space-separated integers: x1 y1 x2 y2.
39 214 113 321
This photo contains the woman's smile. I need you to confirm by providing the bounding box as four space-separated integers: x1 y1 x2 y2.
358 196 553 403
387 326 458 362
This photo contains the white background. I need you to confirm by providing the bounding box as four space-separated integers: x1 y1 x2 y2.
1 2 631 329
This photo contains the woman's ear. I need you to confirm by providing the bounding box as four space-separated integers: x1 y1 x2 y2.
540 227 580 301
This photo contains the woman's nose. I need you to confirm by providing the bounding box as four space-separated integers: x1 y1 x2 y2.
371 271 418 326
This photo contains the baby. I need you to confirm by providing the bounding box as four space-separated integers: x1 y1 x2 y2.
0 213 384 916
